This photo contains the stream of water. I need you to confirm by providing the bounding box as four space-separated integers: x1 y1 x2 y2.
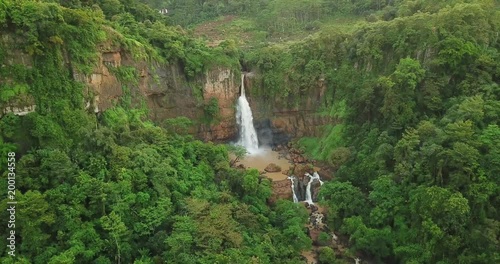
304 172 324 205
233 75 324 263
288 176 299 203
236 74 259 154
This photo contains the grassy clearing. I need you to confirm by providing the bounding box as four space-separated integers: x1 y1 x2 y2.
298 124 345 161
320 14 367 34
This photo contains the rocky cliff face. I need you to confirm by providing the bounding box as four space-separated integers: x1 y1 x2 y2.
200 69 239 141
80 47 333 143
0 34 36 117
2 34 330 143
244 72 334 145
75 45 241 142
1 34 241 142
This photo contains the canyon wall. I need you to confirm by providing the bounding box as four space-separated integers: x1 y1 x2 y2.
79 50 333 143
1 34 331 143
1 34 240 142
76 47 240 142
244 72 334 145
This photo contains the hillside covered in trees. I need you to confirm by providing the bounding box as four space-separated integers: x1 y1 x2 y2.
1 0 500 263
241 0 500 263
0 0 310 263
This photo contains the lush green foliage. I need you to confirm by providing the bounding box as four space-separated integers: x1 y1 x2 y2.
162 0 481 41
255 1 500 262
0 0 309 262
1 0 500 263
202 97 221 124
1 107 311 262
162 0 386 29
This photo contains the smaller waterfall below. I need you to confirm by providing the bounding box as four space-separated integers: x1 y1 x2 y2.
304 172 324 205
288 176 299 203
236 74 259 153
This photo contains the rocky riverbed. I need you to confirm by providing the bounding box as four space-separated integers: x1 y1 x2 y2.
234 143 367 264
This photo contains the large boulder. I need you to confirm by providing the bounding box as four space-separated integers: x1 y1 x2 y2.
292 163 314 178
318 167 334 181
268 179 293 205
264 163 282 172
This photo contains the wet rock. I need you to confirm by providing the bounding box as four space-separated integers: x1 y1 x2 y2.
311 180 322 202
310 212 326 230
293 164 314 179
298 175 311 199
287 166 327 202
264 163 282 173
331 232 339 247
318 167 334 181
291 175 304 201
236 164 245 169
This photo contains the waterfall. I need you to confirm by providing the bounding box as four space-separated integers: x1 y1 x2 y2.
236 74 259 153
288 176 299 203
313 172 324 186
304 172 324 204
305 173 313 204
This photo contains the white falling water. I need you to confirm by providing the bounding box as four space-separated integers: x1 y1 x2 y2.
304 172 324 205
288 176 299 203
236 74 259 153
313 172 324 186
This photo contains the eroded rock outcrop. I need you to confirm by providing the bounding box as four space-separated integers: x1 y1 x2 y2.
268 179 293 204
2 33 241 142
79 47 240 142
201 69 239 141
0 35 36 117
2 32 331 144
245 72 335 142
264 163 282 173
289 166 324 203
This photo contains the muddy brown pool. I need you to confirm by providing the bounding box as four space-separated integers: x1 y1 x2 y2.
235 147 292 181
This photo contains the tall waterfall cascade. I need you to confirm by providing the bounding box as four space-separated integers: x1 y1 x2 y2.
236 74 259 153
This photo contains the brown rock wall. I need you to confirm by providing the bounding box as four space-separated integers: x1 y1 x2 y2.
245 72 335 141
2 32 332 143
78 48 240 142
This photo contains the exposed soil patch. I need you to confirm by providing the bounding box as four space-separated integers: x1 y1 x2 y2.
193 16 235 46
192 15 255 47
